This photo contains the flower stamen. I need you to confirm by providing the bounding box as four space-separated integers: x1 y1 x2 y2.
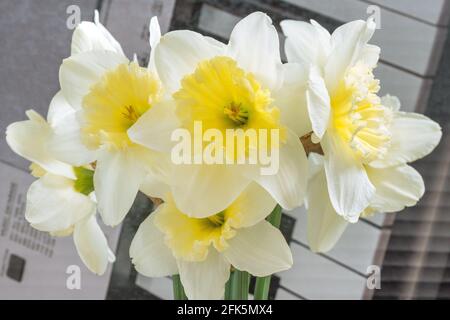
121 105 141 125
331 62 391 163
224 102 249 126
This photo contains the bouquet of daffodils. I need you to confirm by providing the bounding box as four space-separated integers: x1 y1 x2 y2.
6 11 441 300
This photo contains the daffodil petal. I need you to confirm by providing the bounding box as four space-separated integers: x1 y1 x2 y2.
306 169 348 253
130 211 178 277
226 183 276 229
48 109 98 166
360 44 380 68
147 16 161 71
223 220 293 277
46 91 75 125
73 214 111 275
140 173 171 202
310 19 332 56
108 248 116 263
92 10 125 55
370 112 442 168
71 18 124 55
25 173 95 232
128 100 181 153
6 110 74 179
171 164 251 218
253 130 308 210
325 19 375 94
154 30 224 94
59 50 128 110
94 148 145 226
177 249 230 300
308 153 325 180
274 63 311 137
367 164 425 213
306 65 330 139
149 16 161 50
142 151 174 189
226 12 282 91
322 134 375 221
281 19 330 67
381 94 401 112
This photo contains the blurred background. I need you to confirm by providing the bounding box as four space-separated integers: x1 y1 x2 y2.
0 0 449 299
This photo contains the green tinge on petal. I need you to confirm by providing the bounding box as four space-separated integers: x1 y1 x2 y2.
73 167 95 196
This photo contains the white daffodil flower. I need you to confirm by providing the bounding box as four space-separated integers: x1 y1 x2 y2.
280 19 442 221
130 183 293 300
51 12 174 226
129 12 309 218
6 108 115 275
304 102 441 253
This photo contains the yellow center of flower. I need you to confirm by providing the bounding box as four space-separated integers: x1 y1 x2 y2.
224 102 249 126
81 62 161 149
330 62 392 163
174 56 284 159
154 199 237 262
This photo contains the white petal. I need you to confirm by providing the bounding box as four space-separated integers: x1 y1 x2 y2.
48 109 97 166
205 36 227 50
226 12 282 90
381 94 401 112
371 112 442 168
130 210 178 277
177 249 230 300
154 30 224 94
171 164 251 218
149 16 161 50
6 110 74 179
306 65 330 139
227 183 277 229
46 91 75 126
310 19 332 55
273 63 311 137
59 50 128 110
93 10 125 55
108 248 116 263
140 173 171 202
308 152 325 179
322 134 375 221
281 19 330 67
254 130 308 210
367 165 425 213
128 100 181 153
73 214 111 275
360 44 380 68
25 173 95 232
94 147 145 226
224 220 293 277
325 19 376 94
147 16 161 71
71 18 124 55
139 151 173 201
306 169 348 252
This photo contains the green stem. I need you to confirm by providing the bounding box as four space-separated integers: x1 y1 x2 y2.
230 269 250 300
172 274 187 300
267 204 282 227
225 274 232 300
254 204 282 300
